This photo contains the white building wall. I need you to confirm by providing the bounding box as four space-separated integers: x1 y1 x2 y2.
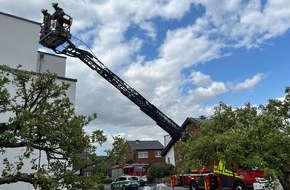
164 135 175 166
166 147 175 166
0 12 77 190
37 52 67 77
164 135 171 147
0 12 39 71
59 77 77 105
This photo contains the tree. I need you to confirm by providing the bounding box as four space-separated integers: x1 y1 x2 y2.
0 65 107 189
177 87 290 189
105 135 130 166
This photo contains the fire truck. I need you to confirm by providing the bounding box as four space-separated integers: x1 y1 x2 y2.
39 4 270 190
111 163 148 180
174 161 270 190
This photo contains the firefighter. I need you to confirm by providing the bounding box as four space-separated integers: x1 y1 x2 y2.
51 3 71 33
51 3 65 21
41 9 51 36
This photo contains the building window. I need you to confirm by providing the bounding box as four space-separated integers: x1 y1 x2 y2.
84 172 91 176
167 157 170 164
138 151 148 158
155 151 161 157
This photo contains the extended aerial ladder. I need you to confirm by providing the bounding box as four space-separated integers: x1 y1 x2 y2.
39 7 184 141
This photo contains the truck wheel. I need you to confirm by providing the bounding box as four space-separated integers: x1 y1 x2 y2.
189 181 198 190
233 182 246 190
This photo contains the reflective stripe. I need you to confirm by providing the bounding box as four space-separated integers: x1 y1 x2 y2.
213 160 243 178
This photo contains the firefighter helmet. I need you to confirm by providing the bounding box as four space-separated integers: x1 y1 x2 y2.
52 3 58 8
41 9 48 14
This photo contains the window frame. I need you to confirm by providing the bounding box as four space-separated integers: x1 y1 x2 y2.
138 151 148 158
155 151 162 158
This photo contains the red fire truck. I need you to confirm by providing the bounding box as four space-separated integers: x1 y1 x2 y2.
111 163 148 180
174 161 270 190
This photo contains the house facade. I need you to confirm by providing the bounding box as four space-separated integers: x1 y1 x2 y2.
0 12 77 190
119 140 165 165
72 153 106 177
162 117 198 167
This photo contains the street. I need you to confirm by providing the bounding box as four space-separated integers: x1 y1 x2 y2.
104 184 189 190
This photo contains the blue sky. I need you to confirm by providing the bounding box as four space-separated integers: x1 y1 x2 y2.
1 0 290 155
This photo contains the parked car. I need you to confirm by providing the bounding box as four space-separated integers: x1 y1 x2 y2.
111 175 140 190
138 176 147 186
153 183 168 190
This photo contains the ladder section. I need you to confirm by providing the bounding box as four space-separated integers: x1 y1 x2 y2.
60 43 183 140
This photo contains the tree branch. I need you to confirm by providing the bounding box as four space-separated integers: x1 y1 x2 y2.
0 139 64 157
0 173 35 185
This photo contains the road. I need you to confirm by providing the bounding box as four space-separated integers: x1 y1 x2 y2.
105 184 189 190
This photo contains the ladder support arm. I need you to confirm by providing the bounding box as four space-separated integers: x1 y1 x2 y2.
51 39 184 141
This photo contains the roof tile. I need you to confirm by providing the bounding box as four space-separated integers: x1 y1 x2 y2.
127 140 164 150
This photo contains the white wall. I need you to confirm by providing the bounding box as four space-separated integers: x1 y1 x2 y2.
0 12 39 71
59 77 77 105
37 52 67 77
0 12 77 190
164 135 176 166
164 135 171 146
165 147 176 166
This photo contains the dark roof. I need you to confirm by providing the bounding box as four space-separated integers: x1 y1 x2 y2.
161 117 197 156
75 153 89 160
127 140 164 150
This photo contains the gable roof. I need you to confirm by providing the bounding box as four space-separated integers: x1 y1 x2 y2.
127 140 164 150
161 117 197 156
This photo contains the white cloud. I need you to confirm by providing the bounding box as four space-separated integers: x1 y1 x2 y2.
192 0 290 48
190 71 212 86
232 73 264 91
160 27 224 66
2 0 290 154
157 0 194 19
139 21 157 39
185 71 227 103
192 82 227 100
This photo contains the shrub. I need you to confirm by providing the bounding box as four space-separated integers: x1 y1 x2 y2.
147 162 175 183
96 184 104 190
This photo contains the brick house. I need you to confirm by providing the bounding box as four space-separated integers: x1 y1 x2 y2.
72 153 96 176
72 153 108 176
119 140 165 165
